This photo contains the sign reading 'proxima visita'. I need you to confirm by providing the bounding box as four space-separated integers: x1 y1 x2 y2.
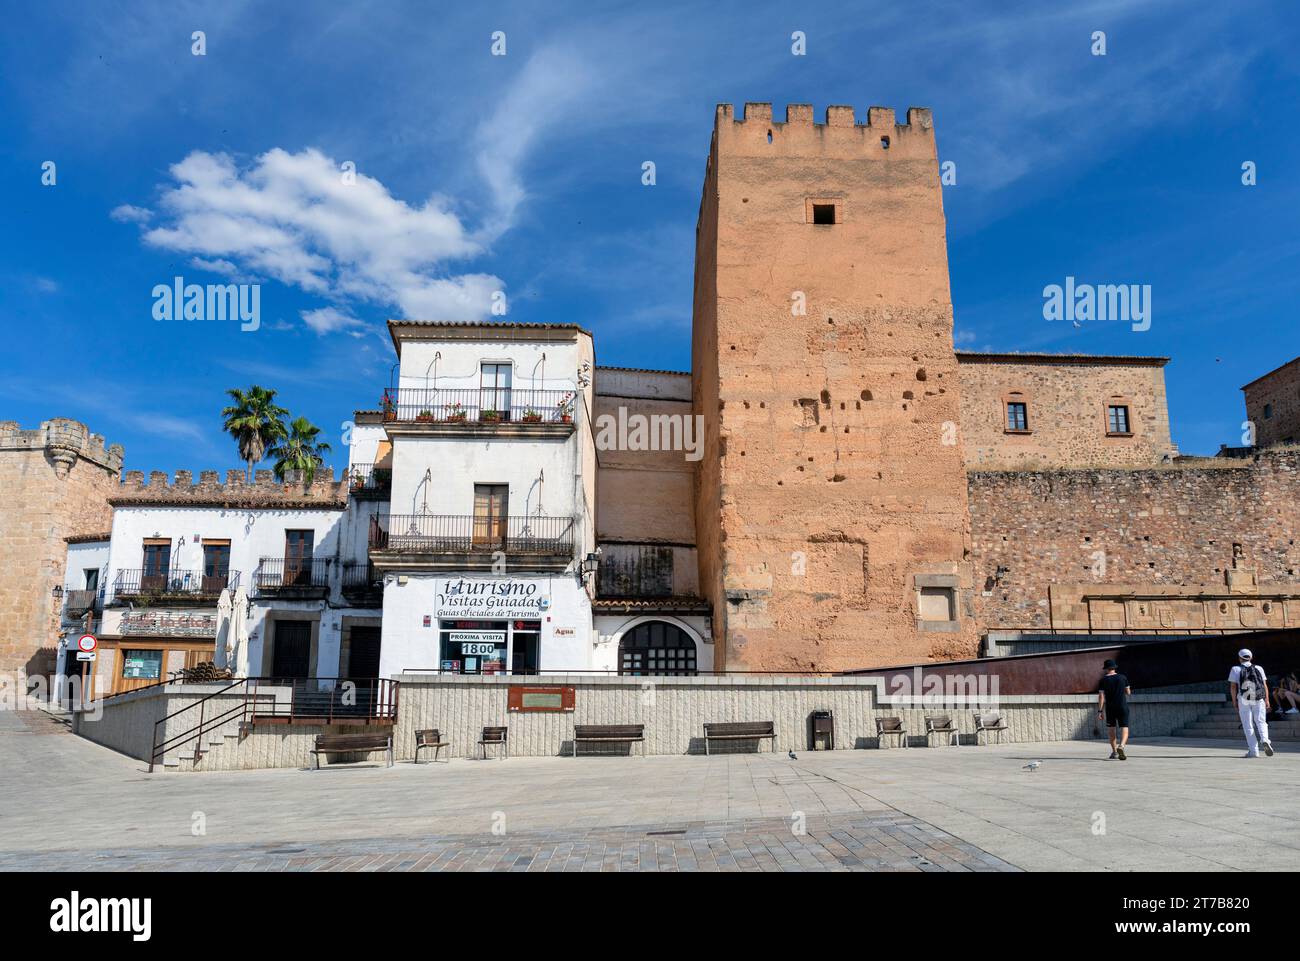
433 578 551 619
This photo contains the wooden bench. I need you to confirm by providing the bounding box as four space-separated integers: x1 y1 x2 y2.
478 726 508 760
924 714 960 747
972 711 1009 745
310 732 393 769
702 721 776 755
414 728 449 764
572 724 645 757
875 716 909 749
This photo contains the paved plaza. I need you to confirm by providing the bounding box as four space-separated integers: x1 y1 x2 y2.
2 710 1297 872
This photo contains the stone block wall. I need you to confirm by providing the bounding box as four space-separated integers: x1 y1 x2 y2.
957 353 1176 468
969 451 1300 630
1243 356 1300 448
0 419 121 680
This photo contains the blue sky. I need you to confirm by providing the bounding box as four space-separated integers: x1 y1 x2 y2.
3 0 1298 471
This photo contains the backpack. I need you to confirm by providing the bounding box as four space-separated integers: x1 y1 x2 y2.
1237 664 1265 702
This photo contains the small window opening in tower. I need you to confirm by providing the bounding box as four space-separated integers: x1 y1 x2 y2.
880 136 891 149
767 129 773 144
812 203 836 225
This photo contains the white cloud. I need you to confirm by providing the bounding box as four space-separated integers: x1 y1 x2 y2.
129 147 506 326
35 277 59 293
473 45 596 237
110 204 152 224
301 306 365 336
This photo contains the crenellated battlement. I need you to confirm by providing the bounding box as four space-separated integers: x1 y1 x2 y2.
716 102 933 132
0 418 124 476
111 467 347 509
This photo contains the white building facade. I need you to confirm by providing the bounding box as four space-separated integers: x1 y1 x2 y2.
71 321 713 694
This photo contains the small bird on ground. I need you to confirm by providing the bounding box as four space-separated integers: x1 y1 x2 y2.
788 751 797 760
1023 761 1042 771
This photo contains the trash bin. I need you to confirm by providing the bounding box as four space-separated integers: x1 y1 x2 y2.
809 709 835 751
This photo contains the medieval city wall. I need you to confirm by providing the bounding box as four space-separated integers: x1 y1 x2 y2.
969 451 1300 631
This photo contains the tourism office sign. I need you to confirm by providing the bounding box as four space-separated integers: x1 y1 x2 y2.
433 577 552 619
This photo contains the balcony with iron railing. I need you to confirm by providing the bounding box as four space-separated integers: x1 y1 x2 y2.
61 587 103 619
369 512 576 563
380 387 575 432
340 561 384 606
252 558 332 598
111 569 240 606
346 463 392 499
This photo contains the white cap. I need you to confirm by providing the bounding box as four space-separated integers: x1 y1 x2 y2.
1238 648 1253 660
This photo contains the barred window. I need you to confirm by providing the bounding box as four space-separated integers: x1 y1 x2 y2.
618 621 698 677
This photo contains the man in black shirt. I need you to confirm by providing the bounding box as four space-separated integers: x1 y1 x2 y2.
1097 659 1131 760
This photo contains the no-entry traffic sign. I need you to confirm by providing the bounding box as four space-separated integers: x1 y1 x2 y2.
76 634 97 661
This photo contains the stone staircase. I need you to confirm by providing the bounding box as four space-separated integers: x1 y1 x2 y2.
1172 704 1300 741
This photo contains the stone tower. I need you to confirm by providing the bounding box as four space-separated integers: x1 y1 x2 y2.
0 420 121 685
690 103 977 671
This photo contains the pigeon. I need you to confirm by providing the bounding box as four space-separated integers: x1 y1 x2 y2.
788 751 797 760
1023 761 1042 771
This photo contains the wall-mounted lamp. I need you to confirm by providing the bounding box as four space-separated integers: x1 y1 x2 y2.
579 550 601 581
52 585 64 600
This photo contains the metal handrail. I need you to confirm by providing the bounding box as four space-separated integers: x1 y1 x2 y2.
146 676 400 772
370 512 576 555
381 387 574 424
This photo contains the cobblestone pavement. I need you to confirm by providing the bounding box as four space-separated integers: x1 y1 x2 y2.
0 811 1017 872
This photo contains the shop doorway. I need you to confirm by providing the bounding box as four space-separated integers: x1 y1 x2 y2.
348 626 382 679
271 620 312 679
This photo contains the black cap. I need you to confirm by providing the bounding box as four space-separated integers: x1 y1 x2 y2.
1103 659 1118 670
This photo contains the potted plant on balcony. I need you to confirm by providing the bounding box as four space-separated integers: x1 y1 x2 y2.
350 467 366 491
521 407 542 423
416 408 435 423
445 401 467 423
557 392 575 424
372 467 391 489
480 408 502 423
381 393 396 422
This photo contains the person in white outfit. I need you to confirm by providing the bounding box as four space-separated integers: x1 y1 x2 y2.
1229 648 1273 758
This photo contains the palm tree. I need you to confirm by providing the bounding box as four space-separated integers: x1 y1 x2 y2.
266 416 332 483
221 386 289 481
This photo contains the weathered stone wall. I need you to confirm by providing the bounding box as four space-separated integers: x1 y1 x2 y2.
969 451 1300 630
691 103 977 672
0 420 121 681
1243 356 1300 448
957 354 1176 468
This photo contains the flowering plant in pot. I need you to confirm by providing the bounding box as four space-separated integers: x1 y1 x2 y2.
444 402 467 423
380 393 396 421
521 407 542 423
556 392 574 423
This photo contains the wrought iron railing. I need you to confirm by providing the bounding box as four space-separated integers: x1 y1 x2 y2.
347 463 391 494
341 561 382 589
381 387 575 425
369 513 576 555
252 557 331 592
112 569 240 598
